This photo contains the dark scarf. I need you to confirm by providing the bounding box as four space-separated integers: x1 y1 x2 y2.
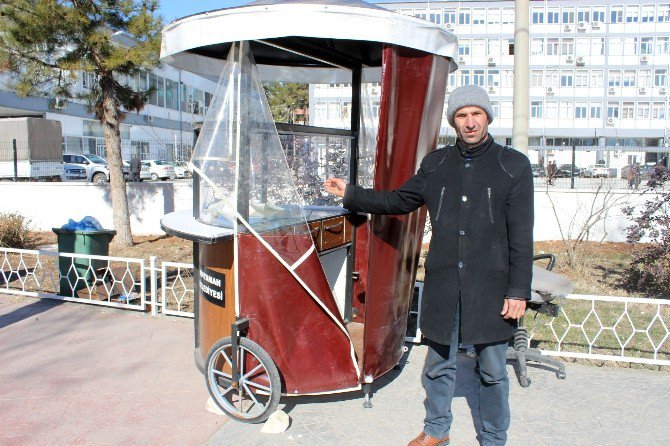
456 134 494 159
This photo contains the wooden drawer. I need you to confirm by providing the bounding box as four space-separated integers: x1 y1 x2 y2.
309 221 321 247
321 217 346 251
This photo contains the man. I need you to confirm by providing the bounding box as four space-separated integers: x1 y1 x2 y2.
130 155 141 182
546 160 556 185
324 85 533 446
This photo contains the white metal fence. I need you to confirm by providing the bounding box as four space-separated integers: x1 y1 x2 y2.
0 247 194 317
2 247 669 367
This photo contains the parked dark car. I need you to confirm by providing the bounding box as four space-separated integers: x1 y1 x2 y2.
554 164 581 178
531 163 545 177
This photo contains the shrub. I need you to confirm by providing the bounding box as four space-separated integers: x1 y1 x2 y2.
0 212 34 249
622 165 670 297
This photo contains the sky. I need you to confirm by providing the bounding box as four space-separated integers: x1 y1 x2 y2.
158 0 249 24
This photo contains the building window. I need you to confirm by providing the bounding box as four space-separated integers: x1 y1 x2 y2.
591 70 604 87
593 7 605 23
502 7 514 24
371 101 380 118
531 38 544 55
315 102 327 120
81 71 97 90
547 8 559 23
473 70 485 87
532 9 544 24
459 9 471 25
577 7 590 22
531 101 543 118
443 9 456 24
559 101 573 119
624 37 638 55
655 69 668 87
610 6 623 23
607 102 620 118
639 70 653 87
328 102 340 120
641 5 656 22
501 70 514 87
546 101 558 118
658 4 670 22
622 70 636 87
460 70 471 86
428 10 441 24
652 102 666 119
560 70 574 87
591 37 605 55
561 38 575 55
576 37 590 56
459 40 470 55
625 5 639 22
488 38 501 55
609 37 623 55
165 78 179 110
547 38 559 55
472 39 486 57
575 70 589 87
562 7 574 23
491 101 500 118
637 102 650 119
473 8 485 24
575 102 587 118
487 70 500 87
531 70 543 87
608 70 622 87
621 102 635 119
488 8 501 25
590 104 602 118
641 37 654 55
545 70 559 87
656 37 669 55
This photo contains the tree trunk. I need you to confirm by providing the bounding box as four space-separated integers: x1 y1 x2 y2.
101 76 133 246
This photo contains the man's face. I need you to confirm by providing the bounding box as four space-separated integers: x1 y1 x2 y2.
453 106 489 145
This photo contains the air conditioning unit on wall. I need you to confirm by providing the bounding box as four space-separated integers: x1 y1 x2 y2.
458 56 465 64
445 23 453 30
576 56 585 66
577 22 586 31
546 87 554 95
641 55 649 64
607 117 614 125
564 24 572 32
592 21 601 29
639 87 647 94
488 57 496 67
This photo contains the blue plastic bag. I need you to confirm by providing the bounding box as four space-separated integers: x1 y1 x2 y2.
61 216 104 231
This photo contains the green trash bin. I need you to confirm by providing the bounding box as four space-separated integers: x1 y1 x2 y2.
52 228 116 296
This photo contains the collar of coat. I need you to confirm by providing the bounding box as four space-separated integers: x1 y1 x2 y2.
456 133 494 159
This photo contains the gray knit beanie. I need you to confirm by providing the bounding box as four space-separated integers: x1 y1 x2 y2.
446 85 494 128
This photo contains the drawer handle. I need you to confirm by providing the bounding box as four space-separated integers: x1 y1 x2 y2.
324 222 344 233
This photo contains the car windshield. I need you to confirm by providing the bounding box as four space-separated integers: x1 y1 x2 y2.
154 160 170 165
88 155 107 164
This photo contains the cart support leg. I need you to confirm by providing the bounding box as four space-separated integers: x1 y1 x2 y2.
362 383 373 409
231 318 250 385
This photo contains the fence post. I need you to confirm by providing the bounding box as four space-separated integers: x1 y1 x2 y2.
12 139 18 182
571 145 576 190
150 255 158 316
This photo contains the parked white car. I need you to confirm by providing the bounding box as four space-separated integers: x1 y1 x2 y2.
123 161 151 181
171 161 192 179
143 159 175 181
60 163 87 182
63 153 130 182
581 164 609 178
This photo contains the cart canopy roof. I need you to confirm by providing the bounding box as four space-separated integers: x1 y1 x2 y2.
160 0 457 82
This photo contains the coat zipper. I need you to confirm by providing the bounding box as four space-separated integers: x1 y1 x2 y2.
435 186 445 221
487 187 494 223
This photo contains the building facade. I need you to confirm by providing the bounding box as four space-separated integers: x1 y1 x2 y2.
310 0 670 169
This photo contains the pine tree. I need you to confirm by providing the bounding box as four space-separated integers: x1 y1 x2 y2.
0 0 162 246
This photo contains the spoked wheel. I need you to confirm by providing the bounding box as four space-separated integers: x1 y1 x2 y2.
205 336 281 423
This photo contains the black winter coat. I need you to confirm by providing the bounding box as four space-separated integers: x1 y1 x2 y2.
344 139 534 345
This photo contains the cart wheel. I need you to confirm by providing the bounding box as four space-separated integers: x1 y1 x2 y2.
205 336 281 424
557 371 567 380
519 376 531 388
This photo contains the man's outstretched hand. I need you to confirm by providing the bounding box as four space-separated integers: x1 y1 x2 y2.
324 178 347 197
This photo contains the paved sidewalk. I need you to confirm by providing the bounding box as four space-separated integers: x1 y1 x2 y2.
2 295 668 446
0 295 226 445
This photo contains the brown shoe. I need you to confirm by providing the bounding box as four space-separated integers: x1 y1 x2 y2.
407 431 450 446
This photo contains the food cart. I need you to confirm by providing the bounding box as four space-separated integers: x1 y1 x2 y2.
160 0 457 423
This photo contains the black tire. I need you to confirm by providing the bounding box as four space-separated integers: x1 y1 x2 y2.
519 376 531 388
205 336 281 424
557 371 567 380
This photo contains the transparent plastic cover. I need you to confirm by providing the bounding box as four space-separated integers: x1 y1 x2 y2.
191 41 314 264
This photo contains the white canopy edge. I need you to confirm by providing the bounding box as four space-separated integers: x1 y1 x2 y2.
160 3 458 82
